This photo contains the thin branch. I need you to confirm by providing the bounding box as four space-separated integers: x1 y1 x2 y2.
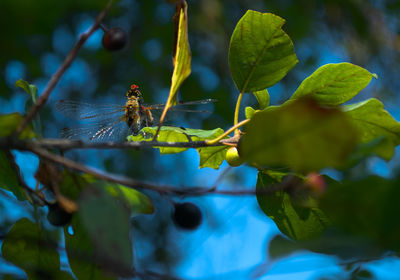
0 137 233 151
206 119 247 145
10 141 286 197
13 0 114 137
36 138 221 150
1 137 290 196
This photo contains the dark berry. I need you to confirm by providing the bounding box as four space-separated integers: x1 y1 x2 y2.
47 203 72 227
173 202 202 230
102 27 128 51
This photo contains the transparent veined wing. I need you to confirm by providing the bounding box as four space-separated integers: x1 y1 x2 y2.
144 98 217 113
55 100 125 121
60 116 132 141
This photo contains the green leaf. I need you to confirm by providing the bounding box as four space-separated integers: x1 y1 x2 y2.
128 126 186 153
253 89 270 109
2 218 73 279
239 97 358 172
256 171 331 241
320 176 400 254
0 151 26 201
198 146 228 169
77 183 133 277
290 63 376 106
166 1 191 107
245 106 257 119
15 79 43 138
128 126 188 154
60 172 153 216
104 183 154 215
343 98 400 160
65 216 117 280
346 137 388 167
269 229 384 261
59 171 87 201
0 113 35 139
128 126 228 169
15 79 38 101
229 10 298 93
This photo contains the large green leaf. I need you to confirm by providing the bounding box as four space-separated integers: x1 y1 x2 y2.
59 171 87 201
0 151 26 201
65 216 117 280
0 113 35 139
2 218 73 280
63 175 150 279
229 10 298 92
290 63 377 105
77 183 133 278
269 230 384 261
128 126 228 169
60 172 154 216
320 176 400 254
256 171 330 241
343 98 400 160
104 183 154 215
239 97 358 172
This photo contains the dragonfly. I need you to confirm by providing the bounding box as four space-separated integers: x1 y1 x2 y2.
55 84 215 141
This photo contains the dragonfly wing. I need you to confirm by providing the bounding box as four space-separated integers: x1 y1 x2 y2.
61 116 130 141
145 98 216 110
176 98 217 105
55 100 125 121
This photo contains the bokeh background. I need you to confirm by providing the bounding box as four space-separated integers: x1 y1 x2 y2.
1 0 400 279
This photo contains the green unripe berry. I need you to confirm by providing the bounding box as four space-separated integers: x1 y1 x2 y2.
225 147 244 167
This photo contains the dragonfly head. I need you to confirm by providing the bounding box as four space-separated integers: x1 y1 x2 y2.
127 84 142 99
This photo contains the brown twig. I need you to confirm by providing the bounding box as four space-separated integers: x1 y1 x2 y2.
1 137 290 197
0 137 235 151
15 143 285 197
13 0 114 137
36 138 218 150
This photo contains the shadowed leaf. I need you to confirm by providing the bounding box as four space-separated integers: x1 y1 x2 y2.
256 171 331 241
0 151 26 201
343 98 400 160
0 113 35 139
2 218 73 279
239 97 358 172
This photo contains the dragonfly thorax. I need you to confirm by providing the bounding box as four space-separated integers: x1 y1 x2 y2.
124 98 141 132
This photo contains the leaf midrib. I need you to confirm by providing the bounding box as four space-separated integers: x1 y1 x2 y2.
296 70 371 98
240 21 284 93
